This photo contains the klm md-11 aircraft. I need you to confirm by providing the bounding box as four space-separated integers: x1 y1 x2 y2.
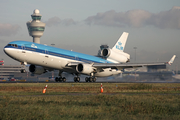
4 32 176 82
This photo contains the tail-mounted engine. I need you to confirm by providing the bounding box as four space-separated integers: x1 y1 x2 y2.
76 63 94 75
100 48 130 63
29 64 46 75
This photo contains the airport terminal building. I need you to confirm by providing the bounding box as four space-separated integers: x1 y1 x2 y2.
0 60 26 80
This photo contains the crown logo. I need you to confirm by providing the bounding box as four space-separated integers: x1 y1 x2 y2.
116 42 123 50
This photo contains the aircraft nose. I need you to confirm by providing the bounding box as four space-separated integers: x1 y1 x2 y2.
4 47 7 54
4 46 19 60
3 47 10 55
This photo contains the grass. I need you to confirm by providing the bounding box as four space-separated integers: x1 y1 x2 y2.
0 83 180 119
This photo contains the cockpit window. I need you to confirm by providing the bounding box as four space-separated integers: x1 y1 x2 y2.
7 44 18 47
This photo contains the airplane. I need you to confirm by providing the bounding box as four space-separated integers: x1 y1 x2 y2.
3 32 176 82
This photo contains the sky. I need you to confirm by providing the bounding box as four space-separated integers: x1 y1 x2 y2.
0 0 180 70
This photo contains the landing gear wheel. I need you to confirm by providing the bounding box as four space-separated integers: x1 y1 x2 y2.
21 69 26 73
85 77 89 82
92 77 96 82
74 77 77 82
58 77 63 82
74 77 80 82
55 77 59 82
89 77 93 82
76 77 80 82
85 77 95 82
62 77 66 82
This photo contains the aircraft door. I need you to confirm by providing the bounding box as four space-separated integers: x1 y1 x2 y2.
45 49 49 57
19 45 27 61
75 55 79 61
21 45 26 53
43 49 49 65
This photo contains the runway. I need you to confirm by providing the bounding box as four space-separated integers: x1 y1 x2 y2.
1 78 180 83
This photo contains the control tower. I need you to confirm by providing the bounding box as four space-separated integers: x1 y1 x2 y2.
26 9 45 44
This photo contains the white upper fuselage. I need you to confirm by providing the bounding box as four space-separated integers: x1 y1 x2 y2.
4 41 122 77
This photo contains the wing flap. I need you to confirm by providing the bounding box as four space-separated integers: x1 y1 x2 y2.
93 62 167 70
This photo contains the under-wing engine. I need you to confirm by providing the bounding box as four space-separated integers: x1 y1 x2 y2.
99 48 130 63
76 63 94 75
29 64 46 75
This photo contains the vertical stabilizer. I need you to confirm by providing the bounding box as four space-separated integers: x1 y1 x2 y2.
168 55 176 65
112 32 129 52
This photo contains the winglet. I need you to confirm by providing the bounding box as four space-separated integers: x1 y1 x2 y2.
168 55 176 65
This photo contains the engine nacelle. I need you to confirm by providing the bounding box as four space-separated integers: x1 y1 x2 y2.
29 64 46 75
101 48 130 63
76 63 94 75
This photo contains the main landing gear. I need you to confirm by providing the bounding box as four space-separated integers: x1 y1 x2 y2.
74 76 80 82
85 73 96 82
55 71 66 82
74 76 96 82
55 77 66 82
74 73 81 82
85 77 96 82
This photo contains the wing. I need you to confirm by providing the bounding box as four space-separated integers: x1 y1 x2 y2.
93 62 166 70
93 55 176 70
62 55 176 79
